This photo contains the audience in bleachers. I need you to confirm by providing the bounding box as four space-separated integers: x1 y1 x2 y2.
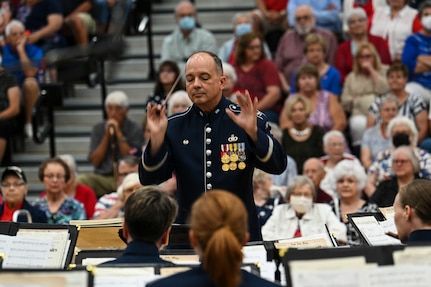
328 159 380 246
33 157 86 224
341 42 389 153
335 7 391 83
288 0 342 35
77 91 143 198
402 0 431 105
232 32 282 123
367 63 428 144
275 5 338 93
0 67 20 164
370 0 421 62
39 154 97 219
251 0 288 34
281 95 325 174
302 157 333 203
361 95 399 170
218 12 272 65
160 1 217 70
280 65 346 132
366 116 431 197
2 20 42 139
341 0 387 34
262 175 346 242
290 33 342 96
370 146 421 207
93 155 139 219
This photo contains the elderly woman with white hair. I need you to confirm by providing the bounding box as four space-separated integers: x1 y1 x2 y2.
262 175 346 242
365 116 431 197
166 90 192 116
335 7 391 82
329 160 380 246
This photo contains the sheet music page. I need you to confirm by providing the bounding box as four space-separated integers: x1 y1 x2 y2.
242 245 284 285
0 274 67 287
379 206 394 220
275 233 333 249
81 257 116 266
393 246 431 265
364 265 431 287
159 266 191 276
16 230 70 268
159 254 200 265
93 267 158 287
0 234 52 268
351 216 400 246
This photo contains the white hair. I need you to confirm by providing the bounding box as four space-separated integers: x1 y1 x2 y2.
58 154 78 176
166 90 192 116
387 116 418 146
5 20 25 37
105 90 129 108
222 62 237 82
117 172 141 201
330 160 367 192
323 130 345 146
345 7 367 25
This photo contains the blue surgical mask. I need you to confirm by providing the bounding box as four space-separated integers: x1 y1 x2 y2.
179 16 196 31
235 23 252 38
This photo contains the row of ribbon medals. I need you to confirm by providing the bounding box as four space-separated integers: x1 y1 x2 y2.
220 143 246 171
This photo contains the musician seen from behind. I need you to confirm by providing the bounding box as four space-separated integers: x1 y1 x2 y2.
77 91 143 198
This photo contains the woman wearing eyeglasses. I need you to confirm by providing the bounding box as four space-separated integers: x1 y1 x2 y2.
0 166 47 223
341 42 389 155
33 157 86 224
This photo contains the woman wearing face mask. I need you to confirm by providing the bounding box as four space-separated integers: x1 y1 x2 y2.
365 116 431 197
218 12 272 65
261 175 346 242
329 160 380 246
402 1 431 107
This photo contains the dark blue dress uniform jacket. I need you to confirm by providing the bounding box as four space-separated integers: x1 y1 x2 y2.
147 264 281 287
139 97 287 241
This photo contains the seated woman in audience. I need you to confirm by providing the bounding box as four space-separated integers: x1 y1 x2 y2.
262 175 346 242
148 190 280 287
401 1 431 105
281 95 325 174
341 2 387 36
222 62 238 102
33 157 86 224
233 32 282 123
394 179 431 244
366 116 431 197
337 8 391 83
367 63 428 145
329 160 380 246
370 0 421 63
0 166 47 223
280 65 346 132
290 33 342 96
341 43 389 152
370 146 421 206
166 90 192 117
14 0 65 52
146 60 184 107
361 95 399 170
252 168 282 228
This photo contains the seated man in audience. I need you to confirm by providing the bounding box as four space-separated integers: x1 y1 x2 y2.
2 20 43 138
160 1 217 70
319 130 360 195
302 157 333 203
93 155 139 219
77 91 143 197
101 185 178 265
275 5 338 90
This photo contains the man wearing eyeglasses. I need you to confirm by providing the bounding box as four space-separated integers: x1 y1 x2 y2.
0 166 47 223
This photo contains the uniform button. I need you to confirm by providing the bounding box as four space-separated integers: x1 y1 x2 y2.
206 138 211 145
207 184 212 190
206 161 212 167
206 127 212 133
206 172 212 178
206 150 212 156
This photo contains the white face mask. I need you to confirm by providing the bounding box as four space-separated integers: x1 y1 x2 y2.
290 195 313 214
422 15 431 31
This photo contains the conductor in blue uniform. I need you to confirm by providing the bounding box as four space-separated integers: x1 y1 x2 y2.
139 51 287 241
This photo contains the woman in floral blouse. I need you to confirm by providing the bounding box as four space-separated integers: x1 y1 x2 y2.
33 157 86 224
